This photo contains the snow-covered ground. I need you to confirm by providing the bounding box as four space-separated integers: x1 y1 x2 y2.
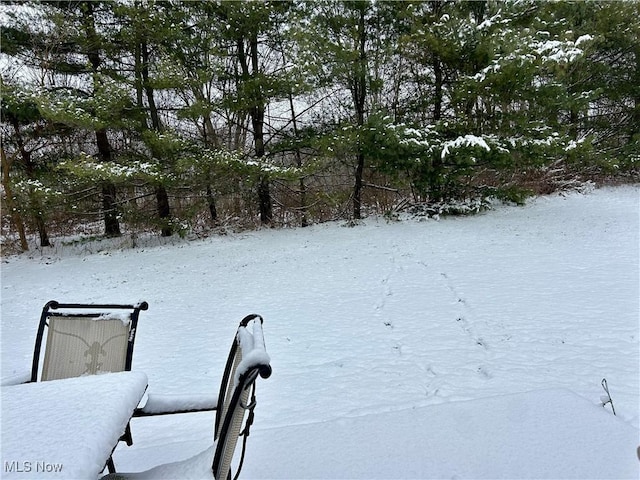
1 185 638 478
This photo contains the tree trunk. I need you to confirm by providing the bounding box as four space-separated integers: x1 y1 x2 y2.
253 99 272 224
1 147 28 251
96 129 121 237
429 52 445 203
202 114 219 225
134 42 146 128
155 185 172 236
257 175 272 224
352 6 367 220
631 44 640 143
206 184 218 223
353 152 365 220
288 91 308 227
203 115 220 149
433 54 443 122
142 42 161 133
238 33 272 225
10 119 51 246
141 40 173 237
202 116 220 225
251 102 272 223
101 179 121 237
81 1 121 237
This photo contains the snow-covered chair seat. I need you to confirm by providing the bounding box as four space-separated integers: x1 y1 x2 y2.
30 300 149 472
103 314 272 480
134 392 219 416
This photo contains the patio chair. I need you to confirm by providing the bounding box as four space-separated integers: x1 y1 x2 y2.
131 313 265 420
102 314 272 480
31 300 148 383
213 314 272 479
30 300 148 473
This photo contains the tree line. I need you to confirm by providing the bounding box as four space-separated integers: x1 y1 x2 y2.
1 0 638 250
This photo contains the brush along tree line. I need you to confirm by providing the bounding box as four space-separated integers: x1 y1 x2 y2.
1 1 638 249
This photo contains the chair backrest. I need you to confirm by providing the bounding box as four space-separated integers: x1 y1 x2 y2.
31 301 148 382
212 315 272 480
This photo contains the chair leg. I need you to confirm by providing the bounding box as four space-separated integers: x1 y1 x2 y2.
120 422 133 446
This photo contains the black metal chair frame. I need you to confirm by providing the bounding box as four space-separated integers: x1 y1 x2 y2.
212 314 272 480
30 300 148 474
212 364 271 480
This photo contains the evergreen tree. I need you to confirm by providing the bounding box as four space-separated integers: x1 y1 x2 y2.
1 80 55 248
77 1 122 236
298 0 402 219
204 1 297 225
1 0 637 245
112 0 180 236
3 1 127 236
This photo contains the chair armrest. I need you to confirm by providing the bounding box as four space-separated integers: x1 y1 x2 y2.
133 393 218 417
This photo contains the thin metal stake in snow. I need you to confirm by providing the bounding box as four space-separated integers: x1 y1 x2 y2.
600 378 616 416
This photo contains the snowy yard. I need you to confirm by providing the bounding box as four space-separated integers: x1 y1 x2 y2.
1 185 638 478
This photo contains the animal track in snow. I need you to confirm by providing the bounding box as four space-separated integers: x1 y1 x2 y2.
375 274 393 312
375 244 402 313
441 273 489 348
441 271 493 379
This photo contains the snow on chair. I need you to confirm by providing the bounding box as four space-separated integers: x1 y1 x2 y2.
30 300 148 473
101 314 272 480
